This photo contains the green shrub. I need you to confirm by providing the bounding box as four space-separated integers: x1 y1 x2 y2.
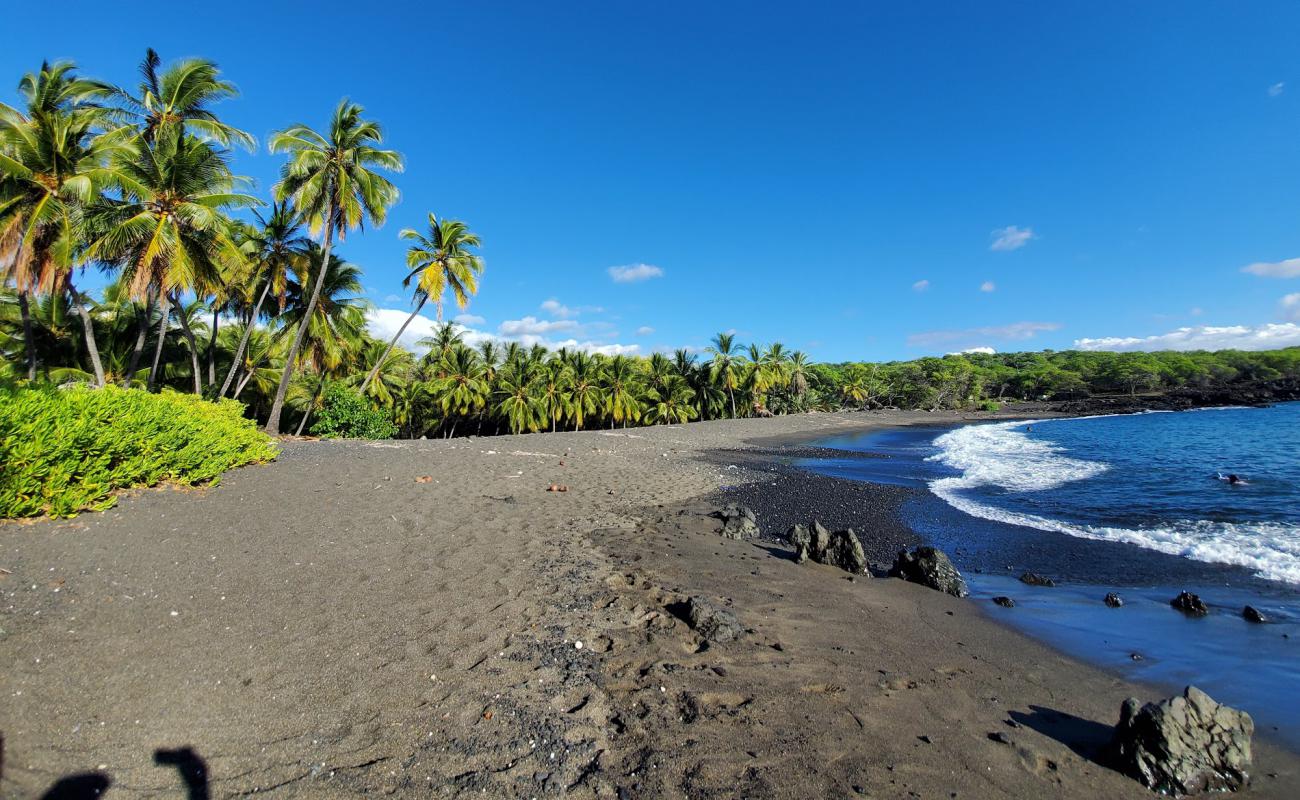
309 385 398 439
0 385 278 518
979 399 1002 412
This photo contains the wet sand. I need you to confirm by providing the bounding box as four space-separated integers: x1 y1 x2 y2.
2 410 1297 798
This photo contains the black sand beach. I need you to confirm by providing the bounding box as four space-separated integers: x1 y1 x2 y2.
2 410 1297 798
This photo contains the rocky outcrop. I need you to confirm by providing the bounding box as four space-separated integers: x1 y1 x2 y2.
1104 592 1124 608
684 597 745 643
1171 591 1209 616
713 504 759 540
1109 686 1254 794
992 596 1015 608
787 521 867 574
1019 572 1056 587
889 546 969 598
1242 606 1266 623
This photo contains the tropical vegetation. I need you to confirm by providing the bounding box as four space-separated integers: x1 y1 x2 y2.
5 54 1300 447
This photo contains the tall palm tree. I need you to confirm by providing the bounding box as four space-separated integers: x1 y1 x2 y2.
563 350 600 431
645 375 699 425
276 244 368 377
538 357 570 432
416 321 462 373
108 49 255 150
787 350 811 408
602 355 642 428
360 213 482 392
217 203 309 397
88 125 258 392
432 342 487 438
0 61 132 387
706 332 745 418
495 363 542 435
263 100 403 434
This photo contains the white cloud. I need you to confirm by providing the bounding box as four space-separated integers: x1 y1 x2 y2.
540 298 573 318
1075 323 1300 352
1269 82 1285 97
498 316 579 336
980 280 996 292
908 321 1060 348
608 263 664 283
989 225 1035 252
454 313 485 325
367 308 640 357
1281 294 1300 322
948 346 996 355
1190 307 1203 317
635 326 655 336
383 293 402 303
1242 257 1300 278
912 279 930 292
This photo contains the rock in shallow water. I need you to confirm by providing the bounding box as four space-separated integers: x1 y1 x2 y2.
1108 685 1254 794
1242 605 1266 623
1019 572 1056 587
1171 591 1210 616
889 546 969 598
992 596 1015 608
1104 592 1124 608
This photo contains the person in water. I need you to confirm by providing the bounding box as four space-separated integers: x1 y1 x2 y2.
1228 474 1242 485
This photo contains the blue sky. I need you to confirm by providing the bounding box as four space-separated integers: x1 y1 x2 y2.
6 1 1300 361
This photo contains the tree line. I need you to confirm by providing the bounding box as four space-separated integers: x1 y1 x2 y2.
5 54 1300 439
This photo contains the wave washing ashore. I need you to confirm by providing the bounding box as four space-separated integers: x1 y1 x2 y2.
801 402 1300 749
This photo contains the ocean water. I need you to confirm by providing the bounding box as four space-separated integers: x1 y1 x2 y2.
800 403 1300 748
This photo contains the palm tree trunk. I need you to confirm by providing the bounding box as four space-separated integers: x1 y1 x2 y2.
266 221 334 434
66 279 105 388
219 279 271 398
360 295 425 393
206 305 219 388
16 289 37 381
294 409 311 436
234 369 254 399
171 293 204 395
123 297 152 387
728 386 736 418
147 292 171 391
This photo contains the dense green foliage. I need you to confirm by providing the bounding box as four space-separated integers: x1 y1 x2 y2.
0 384 277 517
309 384 398 439
4 52 1300 447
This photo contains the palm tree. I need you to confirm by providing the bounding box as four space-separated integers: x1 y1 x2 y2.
0 61 132 387
602 355 642 428
494 363 542 434
538 357 570 432
360 213 482 393
263 100 403 434
416 321 462 373
787 351 811 409
276 244 368 377
286 371 332 436
351 336 411 408
706 332 745 418
563 350 601 431
645 376 699 425
108 49 254 150
217 203 309 397
88 125 258 392
432 343 487 438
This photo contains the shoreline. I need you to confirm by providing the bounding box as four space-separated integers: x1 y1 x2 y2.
2 409 1297 797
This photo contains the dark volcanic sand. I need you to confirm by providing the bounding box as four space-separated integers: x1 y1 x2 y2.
2 408 1296 798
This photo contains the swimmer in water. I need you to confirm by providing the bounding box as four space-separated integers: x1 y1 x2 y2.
1217 472 1247 485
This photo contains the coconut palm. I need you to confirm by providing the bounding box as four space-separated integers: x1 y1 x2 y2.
416 321 462 372
108 49 254 150
787 351 811 408
432 343 487 438
286 371 333 436
0 61 133 387
706 332 745 418
88 124 258 392
276 244 368 377
537 357 570 432
563 350 601 430
360 213 482 393
494 363 543 434
263 100 403 434
602 355 642 428
217 203 309 397
645 376 699 425
350 336 411 408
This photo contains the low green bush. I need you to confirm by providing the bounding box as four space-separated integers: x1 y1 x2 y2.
979 399 1002 412
0 385 278 518
309 384 398 439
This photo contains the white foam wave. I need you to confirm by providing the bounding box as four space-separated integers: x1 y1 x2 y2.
928 421 1300 585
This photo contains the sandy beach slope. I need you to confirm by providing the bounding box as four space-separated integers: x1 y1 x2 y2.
2 410 1296 798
